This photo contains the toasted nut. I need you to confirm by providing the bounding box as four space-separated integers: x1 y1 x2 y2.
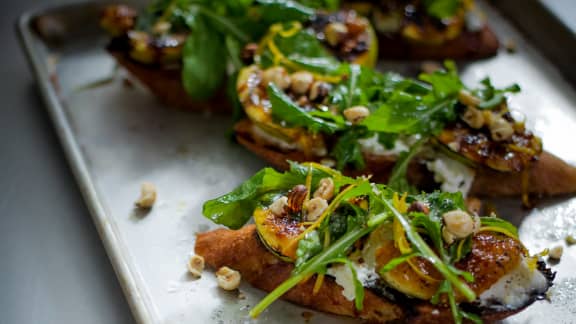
262 66 291 90
489 117 514 141
135 182 156 208
290 71 314 95
461 106 485 129
343 106 370 124
324 22 348 47
549 245 563 260
305 197 328 221
313 178 335 201
216 266 241 290
442 226 455 245
458 90 481 106
309 81 330 102
442 210 474 240
269 196 288 216
152 21 171 35
187 254 205 277
287 185 308 214
345 17 368 35
407 201 429 214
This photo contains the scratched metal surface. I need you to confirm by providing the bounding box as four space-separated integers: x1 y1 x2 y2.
18 1 576 323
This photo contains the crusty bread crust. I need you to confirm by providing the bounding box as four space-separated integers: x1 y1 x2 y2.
235 119 576 197
195 225 534 323
376 25 499 60
108 49 231 112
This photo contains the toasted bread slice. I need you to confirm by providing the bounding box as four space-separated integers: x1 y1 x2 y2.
235 119 576 197
108 49 231 112
376 25 499 60
195 225 544 323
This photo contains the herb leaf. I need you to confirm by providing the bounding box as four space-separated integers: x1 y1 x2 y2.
331 129 367 170
202 167 301 229
268 83 342 133
255 0 315 23
474 77 521 110
423 0 461 20
181 17 227 100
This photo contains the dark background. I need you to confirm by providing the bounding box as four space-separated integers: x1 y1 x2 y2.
1 0 573 323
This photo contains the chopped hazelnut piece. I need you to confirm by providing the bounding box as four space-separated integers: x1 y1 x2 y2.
216 266 241 291
135 182 157 209
187 254 205 277
549 245 563 260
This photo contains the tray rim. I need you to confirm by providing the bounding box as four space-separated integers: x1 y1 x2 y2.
16 2 156 324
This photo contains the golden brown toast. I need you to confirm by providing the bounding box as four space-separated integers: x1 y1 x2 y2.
376 25 499 60
195 225 539 323
108 49 231 112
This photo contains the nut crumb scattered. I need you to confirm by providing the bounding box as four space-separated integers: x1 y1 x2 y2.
237 291 246 300
187 255 205 277
549 245 563 260
216 266 241 291
135 182 157 209
565 235 576 245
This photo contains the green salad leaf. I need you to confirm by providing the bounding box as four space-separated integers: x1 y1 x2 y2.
268 83 342 133
255 0 315 23
181 17 227 100
423 0 461 20
474 77 521 110
331 129 368 170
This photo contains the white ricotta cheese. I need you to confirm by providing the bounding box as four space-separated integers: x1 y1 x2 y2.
479 257 549 310
426 154 476 197
326 262 379 301
358 134 414 156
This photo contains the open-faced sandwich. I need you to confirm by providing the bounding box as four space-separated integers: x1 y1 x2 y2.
100 0 377 111
234 61 576 203
343 0 500 59
195 162 554 323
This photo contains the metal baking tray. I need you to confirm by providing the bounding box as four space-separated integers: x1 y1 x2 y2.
17 1 576 323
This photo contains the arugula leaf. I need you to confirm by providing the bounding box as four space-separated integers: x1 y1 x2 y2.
379 252 421 273
423 0 461 20
295 230 322 269
419 61 462 99
331 129 367 171
268 83 342 133
259 26 340 71
480 217 519 238
255 0 315 23
387 137 426 193
181 17 227 100
474 77 521 110
202 167 303 229
299 0 339 10
419 191 466 221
